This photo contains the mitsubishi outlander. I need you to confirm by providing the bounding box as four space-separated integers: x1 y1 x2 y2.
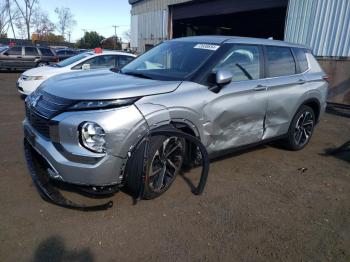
23 36 328 199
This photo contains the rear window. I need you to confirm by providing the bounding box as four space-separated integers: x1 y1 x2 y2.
266 46 296 77
25 47 39 56
39 48 54 56
293 48 309 73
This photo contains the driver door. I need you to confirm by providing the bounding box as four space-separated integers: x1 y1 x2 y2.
203 44 268 153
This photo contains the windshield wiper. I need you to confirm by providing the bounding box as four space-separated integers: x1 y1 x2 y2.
121 71 153 79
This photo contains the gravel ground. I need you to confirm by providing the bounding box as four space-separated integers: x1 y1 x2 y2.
0 72 349 262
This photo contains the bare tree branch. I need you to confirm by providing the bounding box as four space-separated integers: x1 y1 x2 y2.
13 0 39 39
54 6 76 40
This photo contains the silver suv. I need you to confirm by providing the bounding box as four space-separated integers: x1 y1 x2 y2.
23 36 328 199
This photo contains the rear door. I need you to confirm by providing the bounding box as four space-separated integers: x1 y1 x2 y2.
264 46 308 138
203 44 269 151
23 47 40 68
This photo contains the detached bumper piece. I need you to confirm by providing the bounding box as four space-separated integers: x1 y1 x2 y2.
24 139 113 211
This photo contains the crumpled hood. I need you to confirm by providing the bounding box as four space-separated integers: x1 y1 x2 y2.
40 69 182 100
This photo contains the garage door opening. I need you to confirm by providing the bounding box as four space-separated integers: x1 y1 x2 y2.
172 7 287 40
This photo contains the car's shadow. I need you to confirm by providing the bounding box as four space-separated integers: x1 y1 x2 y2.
0 69 24 73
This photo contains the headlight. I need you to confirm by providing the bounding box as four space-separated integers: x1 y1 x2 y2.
69 97 139 111
79 122 106 153
22 75 44 81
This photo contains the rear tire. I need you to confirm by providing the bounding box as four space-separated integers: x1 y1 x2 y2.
126 135 185 199
37 62 47 67
284 105 315 151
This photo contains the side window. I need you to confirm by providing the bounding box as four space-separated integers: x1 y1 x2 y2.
118 55 134 67
39 48 54 56
213 44 261 81
25 47 39 56
73 55 116 70
266 46 296 77
7 46 22 56
293 48 309 73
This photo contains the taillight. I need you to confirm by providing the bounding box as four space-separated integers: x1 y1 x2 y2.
322 75 329 82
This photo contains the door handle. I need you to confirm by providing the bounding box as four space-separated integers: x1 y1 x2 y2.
17 56 22 58
254 85 267 91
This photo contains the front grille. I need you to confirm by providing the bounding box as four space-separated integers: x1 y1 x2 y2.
25 104 50 138
25 90 76 139
30 90 75 119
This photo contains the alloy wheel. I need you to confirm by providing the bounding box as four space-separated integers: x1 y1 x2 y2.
148 137 184 192
294 111 314 147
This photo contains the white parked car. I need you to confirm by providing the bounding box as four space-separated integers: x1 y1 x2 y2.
17 50 136 95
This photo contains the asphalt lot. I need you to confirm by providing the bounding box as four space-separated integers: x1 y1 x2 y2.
0 71 349 262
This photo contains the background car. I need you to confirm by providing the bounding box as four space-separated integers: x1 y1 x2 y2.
0 46 57 70
54 48 79 61
17 50 136 95
0 45 9 53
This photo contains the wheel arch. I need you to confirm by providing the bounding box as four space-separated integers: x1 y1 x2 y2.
301 98 321 122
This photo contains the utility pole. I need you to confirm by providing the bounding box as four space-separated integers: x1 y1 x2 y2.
112 25 118 37
112 25 119 49
68 31 71 43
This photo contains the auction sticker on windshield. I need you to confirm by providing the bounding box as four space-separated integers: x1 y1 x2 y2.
194 44 220 51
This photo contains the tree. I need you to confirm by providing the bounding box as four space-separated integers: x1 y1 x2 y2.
5 0 19 39
101 36 122 50
54 6 76 39
0 0 10 36
40 33 64 42
123 29 131 42
13 0 39 40
76 31 104 49
32 10 55 36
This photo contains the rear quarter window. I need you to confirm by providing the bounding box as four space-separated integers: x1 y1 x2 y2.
265 46 296 77
293 48 309 73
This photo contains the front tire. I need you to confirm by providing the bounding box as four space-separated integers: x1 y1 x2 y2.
284 105 315 150
126 135 185 199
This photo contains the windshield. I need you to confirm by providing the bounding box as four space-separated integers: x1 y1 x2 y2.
121 41 219 81
0 46 8 53
54 52 93 67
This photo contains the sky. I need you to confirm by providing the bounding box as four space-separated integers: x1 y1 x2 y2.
9 0 132 42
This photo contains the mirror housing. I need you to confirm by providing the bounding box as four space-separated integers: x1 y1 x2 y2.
216 69 233 85
82 63 91 70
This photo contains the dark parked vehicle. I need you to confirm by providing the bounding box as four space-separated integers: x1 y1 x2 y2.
0 46 58 70
55 49 79 61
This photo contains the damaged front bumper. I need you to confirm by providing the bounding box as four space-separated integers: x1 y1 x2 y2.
23 120 126 186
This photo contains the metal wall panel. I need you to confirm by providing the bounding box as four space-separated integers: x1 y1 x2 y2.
131 9 169 52
131 0 190 15
285 0 350 57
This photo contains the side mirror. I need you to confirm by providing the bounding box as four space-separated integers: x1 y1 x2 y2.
3 52 9 56
81 63 90 70
216 69 233 85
